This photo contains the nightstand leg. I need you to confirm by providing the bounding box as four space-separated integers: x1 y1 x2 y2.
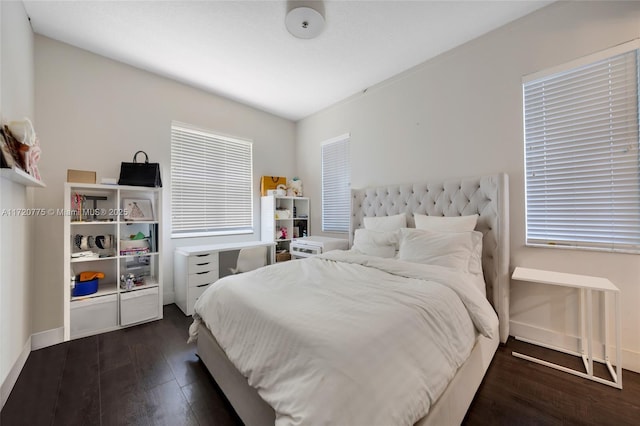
603 291 609 365
580 288 589 373
586 289 594 378
615 291 622 388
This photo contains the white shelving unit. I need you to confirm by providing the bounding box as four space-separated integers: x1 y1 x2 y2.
260 196 309 261
63 183 162 340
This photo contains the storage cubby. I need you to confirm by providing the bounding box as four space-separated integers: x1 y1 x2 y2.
63 183 163 340
260 195 310 261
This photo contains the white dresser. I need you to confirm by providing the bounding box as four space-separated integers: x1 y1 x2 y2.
174 241 274 316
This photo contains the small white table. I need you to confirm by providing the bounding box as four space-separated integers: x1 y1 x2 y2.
290 236 349 259
511 267 622 389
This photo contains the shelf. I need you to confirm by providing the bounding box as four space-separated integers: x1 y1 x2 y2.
69 253 159 261
121 220 159 225
120 280 159 293
119 252 159 258
71 221 116 225
70 284 118 301
70 255 116 263
1 167 45 187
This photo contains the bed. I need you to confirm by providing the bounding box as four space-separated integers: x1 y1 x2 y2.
189 173 510 426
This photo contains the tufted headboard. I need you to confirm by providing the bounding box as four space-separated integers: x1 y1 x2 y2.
350 173 510 343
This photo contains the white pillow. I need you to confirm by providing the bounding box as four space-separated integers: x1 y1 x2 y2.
414 214 479 232
363 213 407 232
352 229 399 258
398 228 482 273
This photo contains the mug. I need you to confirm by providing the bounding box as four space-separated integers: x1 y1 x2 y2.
80 236 89 250
74 234 83 249
75 234 99 250
96 234 114 250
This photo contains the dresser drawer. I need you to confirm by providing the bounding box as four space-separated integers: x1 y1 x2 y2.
187 269 218 287
188 283 212 311
189 259 217 275
188 252 217 268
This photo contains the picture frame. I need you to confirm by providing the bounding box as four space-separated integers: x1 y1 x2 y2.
123 198 154 221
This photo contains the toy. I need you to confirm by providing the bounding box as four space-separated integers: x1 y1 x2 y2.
278 227 288 240
286 177 303 197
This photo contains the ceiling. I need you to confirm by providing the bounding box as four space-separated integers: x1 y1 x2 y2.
23 1 550 121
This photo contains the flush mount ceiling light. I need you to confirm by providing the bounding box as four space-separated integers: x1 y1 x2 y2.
285 2 325 39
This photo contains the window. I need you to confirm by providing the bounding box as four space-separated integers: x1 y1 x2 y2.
171 122 253 237
523 41 640 253
322 134 351 232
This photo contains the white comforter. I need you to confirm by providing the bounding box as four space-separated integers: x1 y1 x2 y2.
191 250 498 426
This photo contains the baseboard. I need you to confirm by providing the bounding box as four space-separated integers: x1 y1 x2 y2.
510 320 640 374
622 349 640 374
1 336 31 410
31 327 64 351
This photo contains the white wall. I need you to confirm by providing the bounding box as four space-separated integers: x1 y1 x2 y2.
32 36 296 334
0 0 34 402
296 1 640 372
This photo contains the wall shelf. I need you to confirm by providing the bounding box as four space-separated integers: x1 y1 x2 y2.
0 167 45 187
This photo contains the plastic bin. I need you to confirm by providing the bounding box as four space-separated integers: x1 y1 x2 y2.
72 278 99 297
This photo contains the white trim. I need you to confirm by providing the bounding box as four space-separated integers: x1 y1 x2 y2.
320 132 350 146
1 336 31 409
171 120 253 145
31 327 64 351
523 38 640 83
171 229 253 239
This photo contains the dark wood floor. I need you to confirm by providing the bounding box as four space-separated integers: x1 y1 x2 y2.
1 304 241 426
2 304 639 425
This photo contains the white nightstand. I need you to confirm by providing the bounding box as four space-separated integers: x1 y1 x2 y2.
511 267 622 389
290 236 349 259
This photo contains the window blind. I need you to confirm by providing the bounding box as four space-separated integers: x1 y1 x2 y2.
322 135 351 232
171 122 253 237
523 45 640 252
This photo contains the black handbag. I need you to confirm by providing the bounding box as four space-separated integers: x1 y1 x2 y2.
118 151 162 187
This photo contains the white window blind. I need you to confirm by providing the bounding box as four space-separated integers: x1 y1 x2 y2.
171 122 253 237
523 42 640 252
322 134 351 232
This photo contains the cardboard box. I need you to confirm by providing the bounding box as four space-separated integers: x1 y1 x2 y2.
67 169 96 184
275 251 291 262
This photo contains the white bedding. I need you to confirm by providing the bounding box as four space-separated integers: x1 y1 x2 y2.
190 250 498 426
